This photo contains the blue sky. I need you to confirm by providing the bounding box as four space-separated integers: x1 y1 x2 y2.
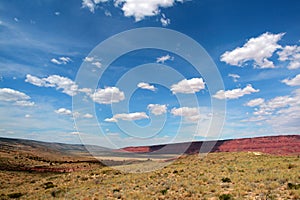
0 0 300 148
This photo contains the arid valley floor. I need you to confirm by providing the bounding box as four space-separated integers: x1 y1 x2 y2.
0 136 299 199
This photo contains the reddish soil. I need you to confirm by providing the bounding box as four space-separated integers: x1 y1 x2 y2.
19 166 95 173
121 135 300 155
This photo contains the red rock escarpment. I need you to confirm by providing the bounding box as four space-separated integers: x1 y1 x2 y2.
215 135 300 155
121 135 300 155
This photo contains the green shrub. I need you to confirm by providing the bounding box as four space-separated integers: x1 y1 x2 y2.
113 189 120 193
80 177 88 181
160 187 169 195
44 181 55 189
288 163 296 169
7 192 23 199
221 177 231 183
257 168 264 173
287 183 300 190
219 194 234 200
51 189 65 198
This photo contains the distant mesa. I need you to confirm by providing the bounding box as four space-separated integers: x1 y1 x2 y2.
120 135 300 156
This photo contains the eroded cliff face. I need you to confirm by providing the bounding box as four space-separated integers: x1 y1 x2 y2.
215 135 300 155
121 135 300 155
121 146 151 153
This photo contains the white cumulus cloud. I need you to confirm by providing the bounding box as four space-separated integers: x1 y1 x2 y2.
83 113 93 118
0 88 34 107
114 0 182 21
55 108 72 115
92 61 102 68
213 84 259 100
251 95 296 116
277 45 300 70
90 87 125 104
147 104 167 115
160 13 170 27
104 118 118 122
156 54 174 63
82 0 95 13
25 74 46 87
171 78 205 94
245 98 265 107
55 108 94 119
82 0 184 22
14 100 35 107
282 74 300 86
82 0 109 13
84 56 95 62
105 112 149 122
246 89 300 134
105 10 112 16
221 32 285 69
0 88 30 102
137 82 157 91
171 107 201 123
25 74 79 96
26 74 124 103
228 73 240 82
50 57 72 65
83 56 102 68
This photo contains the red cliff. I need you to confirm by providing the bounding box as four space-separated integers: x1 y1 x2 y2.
120 135 300 155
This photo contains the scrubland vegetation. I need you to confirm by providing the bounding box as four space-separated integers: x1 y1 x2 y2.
0 152 299 199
